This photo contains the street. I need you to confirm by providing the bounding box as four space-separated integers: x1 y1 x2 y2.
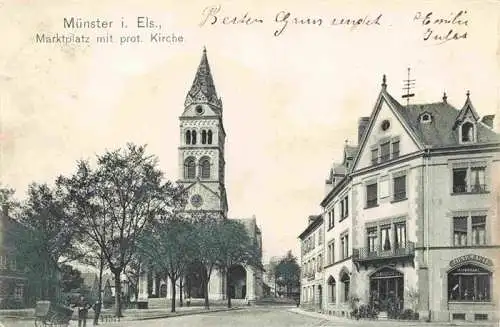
1 307 333 327
0 307 497 327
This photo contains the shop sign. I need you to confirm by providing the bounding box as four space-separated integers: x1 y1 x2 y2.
449 254 493 268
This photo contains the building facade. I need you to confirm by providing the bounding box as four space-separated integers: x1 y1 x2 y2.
299 76 500 322
138 49 263 304
298 215 324 311
0 207 28 308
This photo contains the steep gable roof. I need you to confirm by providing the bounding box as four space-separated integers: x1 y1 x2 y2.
395 101 499 147
351 78 424 171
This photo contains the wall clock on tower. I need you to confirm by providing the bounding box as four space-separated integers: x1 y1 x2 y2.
190 194 203 208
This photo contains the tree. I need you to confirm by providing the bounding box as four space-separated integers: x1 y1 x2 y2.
189 213 222 309
265 258 279 297
138 216 193 313
60 264 84 293
0 184 19 215
275 251 300 298
58 143 179 317
216 219 262 308
15 183 82 301
124 253 144 304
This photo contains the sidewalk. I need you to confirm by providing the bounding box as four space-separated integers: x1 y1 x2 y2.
0 306 243 325
288 307 499 327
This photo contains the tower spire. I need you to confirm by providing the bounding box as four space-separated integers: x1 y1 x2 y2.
184 48 222 108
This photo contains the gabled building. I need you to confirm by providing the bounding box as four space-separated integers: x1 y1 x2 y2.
298 214 324 311
305 75 500 322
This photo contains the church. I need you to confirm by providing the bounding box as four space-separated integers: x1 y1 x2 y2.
137 49 264 304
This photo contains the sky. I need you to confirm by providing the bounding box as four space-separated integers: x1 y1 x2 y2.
0 0 499 263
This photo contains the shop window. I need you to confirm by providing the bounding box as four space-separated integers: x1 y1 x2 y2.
448 264 491 302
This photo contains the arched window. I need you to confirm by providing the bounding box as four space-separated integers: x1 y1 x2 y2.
201 130 207 144
461 122 474 142
184 157 196 179
199 156 211 179
340 271 350 303
191 130 197 145
185 130 191 145
327 276 336 304
448 264 491 302
207 130 213 144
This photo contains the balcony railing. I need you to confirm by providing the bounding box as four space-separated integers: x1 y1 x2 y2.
453 184 488 194
353 241 415 262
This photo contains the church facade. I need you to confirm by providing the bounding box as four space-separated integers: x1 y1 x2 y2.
137 49 263 304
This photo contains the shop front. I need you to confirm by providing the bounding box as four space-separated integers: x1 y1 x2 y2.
437 253 497 322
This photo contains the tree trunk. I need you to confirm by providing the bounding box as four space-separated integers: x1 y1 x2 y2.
96 251 104 324
203 279 210 309
226 269 231 308
179 278 183 307
170 276 176 313
113 271 123 317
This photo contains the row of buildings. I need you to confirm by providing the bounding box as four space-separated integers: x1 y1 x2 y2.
298 77 500 322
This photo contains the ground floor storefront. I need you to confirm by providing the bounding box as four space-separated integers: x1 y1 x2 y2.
425 250 498 322
317 249 498 322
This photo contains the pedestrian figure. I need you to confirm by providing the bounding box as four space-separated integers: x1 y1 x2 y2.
92 300 101 326
72 295 91 327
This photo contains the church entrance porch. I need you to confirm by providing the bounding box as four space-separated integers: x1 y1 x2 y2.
185 262 208 299
369 267 404 315
229 265 247 299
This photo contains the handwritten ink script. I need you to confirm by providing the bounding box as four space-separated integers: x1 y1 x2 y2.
199 5 470 45
413 11 468 44
199 5 382 37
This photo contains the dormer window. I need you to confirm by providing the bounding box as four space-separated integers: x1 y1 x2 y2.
420 113 432 123
461 121 475 143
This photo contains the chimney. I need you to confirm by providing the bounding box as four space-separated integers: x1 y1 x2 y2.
481 115 495 129
308 215 318 224
358 117 370 144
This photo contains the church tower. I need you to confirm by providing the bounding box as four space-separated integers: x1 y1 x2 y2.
178 48 228 218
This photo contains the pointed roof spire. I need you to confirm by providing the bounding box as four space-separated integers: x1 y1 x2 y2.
455 89 480 127
184 47 222 109
382 74 387 89
442 91 447 103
